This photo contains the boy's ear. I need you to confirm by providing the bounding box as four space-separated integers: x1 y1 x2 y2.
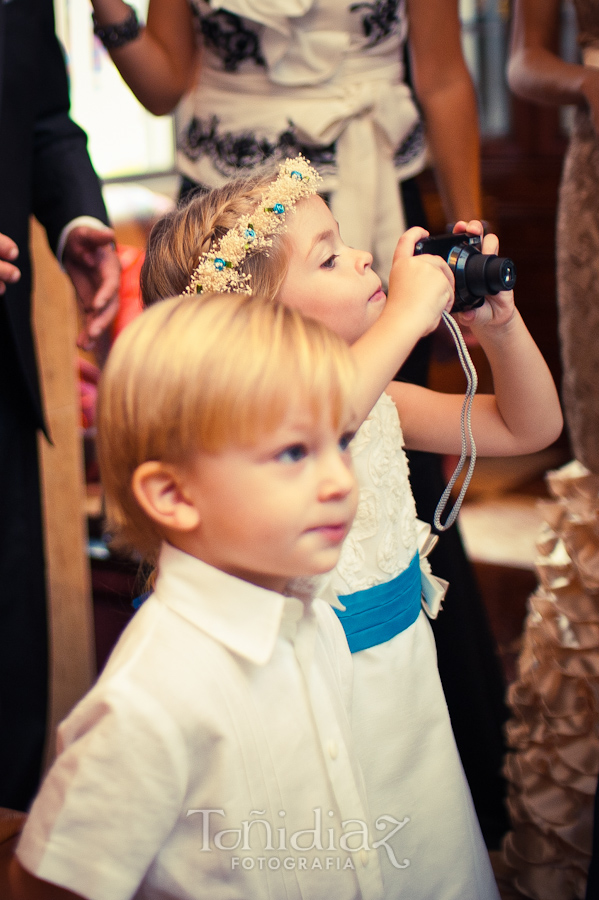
132 461 200 533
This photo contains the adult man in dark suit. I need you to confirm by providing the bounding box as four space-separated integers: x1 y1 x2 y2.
0 0 120 811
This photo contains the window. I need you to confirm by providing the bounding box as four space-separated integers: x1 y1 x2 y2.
54 0 175 180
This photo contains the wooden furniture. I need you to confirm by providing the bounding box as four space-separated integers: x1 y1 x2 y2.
30 218 96 773
0 808 27 899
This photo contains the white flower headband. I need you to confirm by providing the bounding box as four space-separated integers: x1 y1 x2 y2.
184 155 322 297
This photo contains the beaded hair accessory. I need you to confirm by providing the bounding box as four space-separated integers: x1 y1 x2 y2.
184 156 322 297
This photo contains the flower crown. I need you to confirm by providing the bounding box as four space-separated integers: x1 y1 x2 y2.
184 155 322 297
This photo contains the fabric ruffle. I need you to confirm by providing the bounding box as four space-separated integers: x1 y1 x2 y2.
501 460 599 899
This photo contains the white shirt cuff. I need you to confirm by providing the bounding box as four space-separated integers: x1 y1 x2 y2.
57 217 112 268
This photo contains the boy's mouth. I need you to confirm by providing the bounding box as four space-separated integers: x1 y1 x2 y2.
308 522 351 544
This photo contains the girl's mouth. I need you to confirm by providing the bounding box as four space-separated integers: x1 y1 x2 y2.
368 287 386 303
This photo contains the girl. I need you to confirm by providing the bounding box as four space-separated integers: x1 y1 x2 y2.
141 156 563 899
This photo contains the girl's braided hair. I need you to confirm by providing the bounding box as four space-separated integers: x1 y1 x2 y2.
140 169 291 307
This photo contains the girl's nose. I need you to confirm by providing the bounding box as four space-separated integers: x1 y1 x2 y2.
354 248 373 272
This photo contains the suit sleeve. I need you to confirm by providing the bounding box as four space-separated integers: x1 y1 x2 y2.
31 1 109 256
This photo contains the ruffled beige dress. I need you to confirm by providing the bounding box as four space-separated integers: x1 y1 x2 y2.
502 462 599 898
500 5 599 897
556 0 599 474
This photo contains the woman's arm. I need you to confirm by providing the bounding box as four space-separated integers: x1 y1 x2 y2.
508 0 599 134
509 0 587 104
406 0 481 223
90 0 199 115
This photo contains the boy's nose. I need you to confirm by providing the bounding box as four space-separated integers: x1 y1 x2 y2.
318 452 356 501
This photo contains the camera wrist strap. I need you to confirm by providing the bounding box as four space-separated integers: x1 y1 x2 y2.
433 311 478 531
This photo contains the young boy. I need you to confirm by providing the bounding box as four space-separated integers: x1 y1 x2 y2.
9 293 384 900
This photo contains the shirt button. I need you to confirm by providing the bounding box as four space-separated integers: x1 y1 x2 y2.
327 739 338 760
360 850 369 867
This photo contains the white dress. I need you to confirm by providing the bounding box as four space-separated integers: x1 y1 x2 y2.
328 393 500 900
180 0 427 277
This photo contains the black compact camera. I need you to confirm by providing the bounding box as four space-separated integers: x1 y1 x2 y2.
414 232 516 312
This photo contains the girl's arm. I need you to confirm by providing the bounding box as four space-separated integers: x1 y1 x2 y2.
388 231 563 456
348 220 496 424
508 0 599 133
89 0 199 115
347 227 456 423
406 0 481 222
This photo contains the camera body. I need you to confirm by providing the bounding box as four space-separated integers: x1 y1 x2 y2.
414 232 516 312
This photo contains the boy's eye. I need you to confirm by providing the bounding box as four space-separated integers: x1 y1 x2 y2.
321 254 338 270
339 431 355 452
277 443 308 464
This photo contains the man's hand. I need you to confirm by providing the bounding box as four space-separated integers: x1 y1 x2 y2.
63 226 121 350
0 233 21 294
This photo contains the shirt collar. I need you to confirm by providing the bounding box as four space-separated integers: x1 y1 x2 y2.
153 543 309 666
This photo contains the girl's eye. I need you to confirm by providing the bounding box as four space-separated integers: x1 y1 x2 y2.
321 254 338 270
339 431 355 452
277 443 308 464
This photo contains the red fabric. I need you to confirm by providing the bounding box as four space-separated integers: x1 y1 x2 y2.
111 244 145 340
79 244 145 433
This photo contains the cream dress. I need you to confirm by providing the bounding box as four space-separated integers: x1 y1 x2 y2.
328 393 499 900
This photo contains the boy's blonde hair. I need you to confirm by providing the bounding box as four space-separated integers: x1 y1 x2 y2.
141 169 290 306
97 293 356 563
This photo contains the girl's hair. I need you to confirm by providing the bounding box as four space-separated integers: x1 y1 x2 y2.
140 169 291 306
97 292 356 564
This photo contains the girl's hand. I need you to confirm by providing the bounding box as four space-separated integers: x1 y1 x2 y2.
388 226 455 337
450 221 516 330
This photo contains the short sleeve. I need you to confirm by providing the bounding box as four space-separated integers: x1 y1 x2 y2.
17 684 189 900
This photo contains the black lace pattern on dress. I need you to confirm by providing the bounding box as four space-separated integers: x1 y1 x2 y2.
349 0 401 47
191 4 265 71
180 116 337 177
180 114 423 178
393 118 425 168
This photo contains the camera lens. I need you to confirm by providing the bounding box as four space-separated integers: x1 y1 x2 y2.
464 253 516 297
496 258 516 291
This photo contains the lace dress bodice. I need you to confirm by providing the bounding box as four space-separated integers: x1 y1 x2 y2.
329 392 418 595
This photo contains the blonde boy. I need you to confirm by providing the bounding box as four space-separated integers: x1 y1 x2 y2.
10 294 384 900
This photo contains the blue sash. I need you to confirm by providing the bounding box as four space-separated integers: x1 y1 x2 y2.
335 552 421 653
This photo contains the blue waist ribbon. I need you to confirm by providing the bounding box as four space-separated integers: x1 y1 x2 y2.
335 552 421 653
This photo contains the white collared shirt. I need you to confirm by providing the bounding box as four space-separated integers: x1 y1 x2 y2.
18 544 383 900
